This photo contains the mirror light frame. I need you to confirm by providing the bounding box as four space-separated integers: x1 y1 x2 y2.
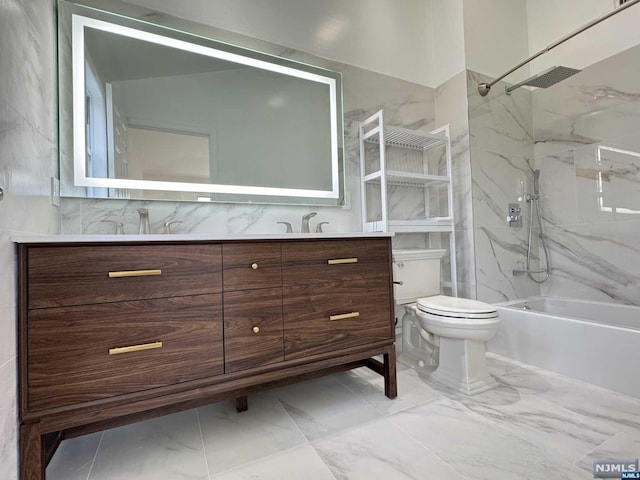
71 13 341 199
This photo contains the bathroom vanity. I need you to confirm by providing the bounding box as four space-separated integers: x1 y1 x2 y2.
15 233 396 480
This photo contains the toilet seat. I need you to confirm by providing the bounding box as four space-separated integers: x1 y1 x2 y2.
417 295 498 320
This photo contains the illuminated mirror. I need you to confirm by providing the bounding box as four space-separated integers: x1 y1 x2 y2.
58 1 344 204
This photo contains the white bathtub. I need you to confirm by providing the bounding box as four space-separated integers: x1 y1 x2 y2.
488 296 640 399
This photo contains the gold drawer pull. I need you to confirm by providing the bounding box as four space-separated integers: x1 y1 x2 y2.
251 263 259 270
330 311 360 321
327 258 358 265
109 269 162 278
252 326 260 334
109 341 163 355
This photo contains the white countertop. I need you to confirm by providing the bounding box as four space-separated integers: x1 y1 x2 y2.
13 232 393 244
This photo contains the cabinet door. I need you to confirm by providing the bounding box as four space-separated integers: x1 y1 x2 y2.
223 287 284 373
27 294 223 412
283 278 393 360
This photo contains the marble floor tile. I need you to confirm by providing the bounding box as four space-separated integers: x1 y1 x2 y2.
485 352 522 377
47 432 102 480
198 391 307 475
313 416 466 480
338 366 442 415
575 431 640 474
211 445 336 480
272 374 382 442
457 384 618 462
389 397 587 480
42 359 640 480
88 409 208 480
498 367 640 435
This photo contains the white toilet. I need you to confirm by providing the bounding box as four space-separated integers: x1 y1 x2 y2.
393 249 500 395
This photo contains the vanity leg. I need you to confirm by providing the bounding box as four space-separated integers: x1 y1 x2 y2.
383 345 398 399
20 422 44 480
235 395 248 413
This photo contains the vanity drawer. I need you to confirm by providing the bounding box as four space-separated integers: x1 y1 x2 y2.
223 287 284 373
223 243 282 291
26 294 223 411
283 277 393 360
281 239 391 285
27 244 222 308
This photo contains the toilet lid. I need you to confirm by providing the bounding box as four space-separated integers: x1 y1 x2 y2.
417 295 497 317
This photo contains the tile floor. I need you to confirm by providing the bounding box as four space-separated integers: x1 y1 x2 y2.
47 353 640 480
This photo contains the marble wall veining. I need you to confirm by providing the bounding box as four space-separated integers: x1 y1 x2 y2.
0 0 60 477
466 70 541 304
532 44 640 305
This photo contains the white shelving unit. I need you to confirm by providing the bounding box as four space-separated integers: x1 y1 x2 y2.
359 110 458 296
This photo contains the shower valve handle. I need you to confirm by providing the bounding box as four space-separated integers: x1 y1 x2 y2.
507 203 522 227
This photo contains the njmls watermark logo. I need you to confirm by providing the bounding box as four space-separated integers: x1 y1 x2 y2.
593 459 639 478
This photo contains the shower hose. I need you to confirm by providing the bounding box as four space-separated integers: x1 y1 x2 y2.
526 195 550 284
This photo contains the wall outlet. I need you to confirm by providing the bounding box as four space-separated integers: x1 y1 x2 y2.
51 177 60 207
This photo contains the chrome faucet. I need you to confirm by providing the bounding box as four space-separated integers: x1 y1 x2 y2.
301 212 317 233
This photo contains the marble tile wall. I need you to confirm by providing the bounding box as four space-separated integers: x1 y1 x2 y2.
59 6 436 236
463 43 640 306
466 71 541 304
0 0 60 478
532 44 640 305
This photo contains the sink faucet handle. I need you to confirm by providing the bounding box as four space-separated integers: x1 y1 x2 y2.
100 220 125 235
315 222 329 233
163 220 183 234
277 222 293 233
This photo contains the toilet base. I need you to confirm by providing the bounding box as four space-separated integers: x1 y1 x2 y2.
430 336 497 395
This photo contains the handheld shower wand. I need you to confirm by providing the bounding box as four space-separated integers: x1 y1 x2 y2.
513 169 550 283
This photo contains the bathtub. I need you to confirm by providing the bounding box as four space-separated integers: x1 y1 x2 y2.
488 296 640 399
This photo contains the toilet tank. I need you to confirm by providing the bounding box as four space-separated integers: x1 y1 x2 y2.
392 249 446 304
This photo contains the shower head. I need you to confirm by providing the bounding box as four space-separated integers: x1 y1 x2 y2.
478 0 639 97
505 66 581 95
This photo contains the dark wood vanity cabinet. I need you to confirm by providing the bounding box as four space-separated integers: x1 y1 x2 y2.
16 236 396 480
